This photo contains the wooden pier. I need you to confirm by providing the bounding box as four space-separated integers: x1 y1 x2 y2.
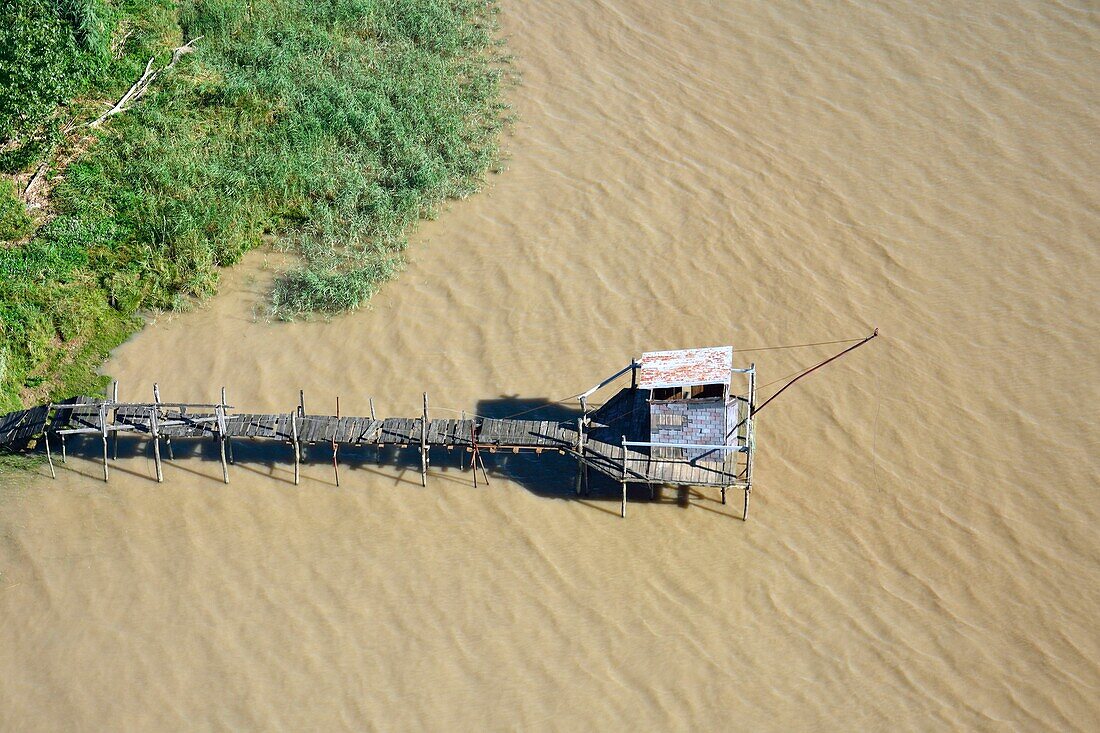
0 349 772 519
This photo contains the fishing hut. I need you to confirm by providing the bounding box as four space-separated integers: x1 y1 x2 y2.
576 346 756 518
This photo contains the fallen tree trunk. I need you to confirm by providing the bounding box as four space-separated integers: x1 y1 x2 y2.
88 37 202 128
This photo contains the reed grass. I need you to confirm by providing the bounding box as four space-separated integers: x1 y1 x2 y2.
0 0 509 411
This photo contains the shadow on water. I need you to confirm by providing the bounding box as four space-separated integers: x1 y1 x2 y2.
46 396 741 518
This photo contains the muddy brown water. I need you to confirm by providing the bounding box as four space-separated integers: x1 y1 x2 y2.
2 1 1098 729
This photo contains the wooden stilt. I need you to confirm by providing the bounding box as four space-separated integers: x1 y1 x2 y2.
576 416 586 496
420 393 428 487
471 422 478 488
153 383 174 460
721 487 727 505
111 380 120 460
298 389 305 418
478 447 490 486
369 397 376 420
44 431 55 479
222 387 234 465
744 363 756 522
60 433 66 463
149 406 163 483
291 410 300 486
100 403 109 482
460 410 467 471
332 396 340 487
216 404 229 484
620 434 627 518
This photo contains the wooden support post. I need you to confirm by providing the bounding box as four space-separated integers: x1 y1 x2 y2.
744 363 756 521
470 421 477 487
369 397 376 420
153 383 173 460
149 406 163 483
291 410 300 486
478 444 490 486
299 389 305 418
721 487 727 505
100 403 109 482
576 416 585 496
44 431 55 479
620 434 627 519
460 410 467 470
332 396 340 488
420 393 429 487
60 433 66 463
216 404 229 484
111 380 120 460
631 360 638 390
222 386 234 465
470 421 489 487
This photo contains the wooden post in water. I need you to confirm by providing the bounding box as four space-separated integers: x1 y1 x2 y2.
470 420 478 488
332 396 340 488
43 430 55 479
215 403 229 484
153 383 174 460
420 393 429 487
469 420 489 487
99 402 109 482
149 406 163 483
575 417 585 496
744 363 756 521
60 432 66 463
620 434 628 518
298 390 305 418
460 410 467 471
369 397 376 420
222 387 234 465
111 380 119 460
291 410 300 486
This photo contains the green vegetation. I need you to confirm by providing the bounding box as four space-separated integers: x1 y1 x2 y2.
0 180 32 240
0 0 509 413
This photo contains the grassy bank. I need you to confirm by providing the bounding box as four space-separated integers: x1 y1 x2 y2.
0 0 509 413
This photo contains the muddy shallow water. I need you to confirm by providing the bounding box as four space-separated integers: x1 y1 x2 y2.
2 1 1098 729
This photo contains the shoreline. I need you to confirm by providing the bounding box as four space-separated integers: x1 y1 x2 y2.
0 0 512 415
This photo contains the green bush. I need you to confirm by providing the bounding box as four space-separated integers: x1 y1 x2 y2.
0 180 32 240
0 0 75 140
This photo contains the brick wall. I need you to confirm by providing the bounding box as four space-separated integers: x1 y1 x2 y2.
650 399 727 460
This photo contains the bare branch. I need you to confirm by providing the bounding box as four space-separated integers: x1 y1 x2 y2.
88 37 203 129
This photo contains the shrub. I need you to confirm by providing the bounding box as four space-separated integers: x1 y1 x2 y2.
0 0 79 141
0 179 32 240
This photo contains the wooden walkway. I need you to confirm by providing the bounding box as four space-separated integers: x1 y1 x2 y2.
1 384 751 519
